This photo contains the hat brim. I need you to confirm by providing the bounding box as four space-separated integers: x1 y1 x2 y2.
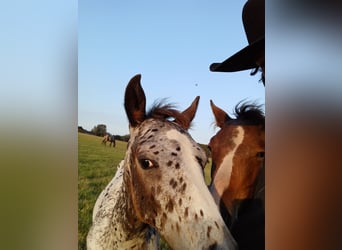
210 37 264 72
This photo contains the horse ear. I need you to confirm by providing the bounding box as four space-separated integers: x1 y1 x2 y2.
210 100 231 128
177 96 200 129
124 74 146 127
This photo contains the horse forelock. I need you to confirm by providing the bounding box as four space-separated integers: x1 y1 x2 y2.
146 101 192 130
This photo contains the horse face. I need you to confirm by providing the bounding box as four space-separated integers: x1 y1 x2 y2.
209 100 265 214
126 119 236 249
123 74 237 250
209 125 264 207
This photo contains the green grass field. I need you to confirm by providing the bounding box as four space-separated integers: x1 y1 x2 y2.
78 132 212 250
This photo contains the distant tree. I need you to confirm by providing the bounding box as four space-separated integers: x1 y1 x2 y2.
115 134 130 142
91 124 107 137
78 126 92 134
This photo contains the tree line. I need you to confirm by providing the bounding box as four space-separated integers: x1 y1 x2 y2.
78 124 130 142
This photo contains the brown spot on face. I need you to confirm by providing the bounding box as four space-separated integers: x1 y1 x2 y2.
166 199 174 212
153 151 159 155
178 216 182 222
156 185 161 195
181 183 187 192
145 128 151 134
200 209 204 217
167 160 173 167
169 178 175 186
176 146 181 151
207 226 212 238
176 222 180 233
172 181 178 189
215 221 219 229
175 163 180 169
196 156 203 167
152 128 158 132
184 207 189 217
160 212 167 228
178 198 182 206
171 152 178 156
152 208 157 216
179 177 183 183
149 145 156 149
194 213 198 220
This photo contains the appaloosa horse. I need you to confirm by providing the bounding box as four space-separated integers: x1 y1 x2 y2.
87 75 237 250
208 100 265 250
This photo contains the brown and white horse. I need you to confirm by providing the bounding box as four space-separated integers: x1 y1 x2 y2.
102 134 116 147
208 100 265 250
87 75 237 250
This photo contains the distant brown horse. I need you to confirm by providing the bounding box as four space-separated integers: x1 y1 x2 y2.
101 134 116 147
208 100 265 250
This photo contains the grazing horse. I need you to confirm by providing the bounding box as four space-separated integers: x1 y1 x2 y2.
102 134 110 145
208 100 265 250
87 74 237 250
102 134 116 147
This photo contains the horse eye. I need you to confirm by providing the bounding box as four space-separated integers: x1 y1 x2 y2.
256 151 265 158
139 159 155 169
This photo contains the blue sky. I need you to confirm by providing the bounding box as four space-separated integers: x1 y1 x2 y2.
78 0 265 144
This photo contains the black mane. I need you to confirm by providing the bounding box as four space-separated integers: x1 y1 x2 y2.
230 101 265 126
146 99 189 128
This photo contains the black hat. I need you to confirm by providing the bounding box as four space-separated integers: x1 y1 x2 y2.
210 0 265 72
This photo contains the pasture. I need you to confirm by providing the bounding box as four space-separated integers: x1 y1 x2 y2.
78 132 212 250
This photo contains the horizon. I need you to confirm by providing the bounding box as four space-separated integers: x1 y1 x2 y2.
78 1 265 144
